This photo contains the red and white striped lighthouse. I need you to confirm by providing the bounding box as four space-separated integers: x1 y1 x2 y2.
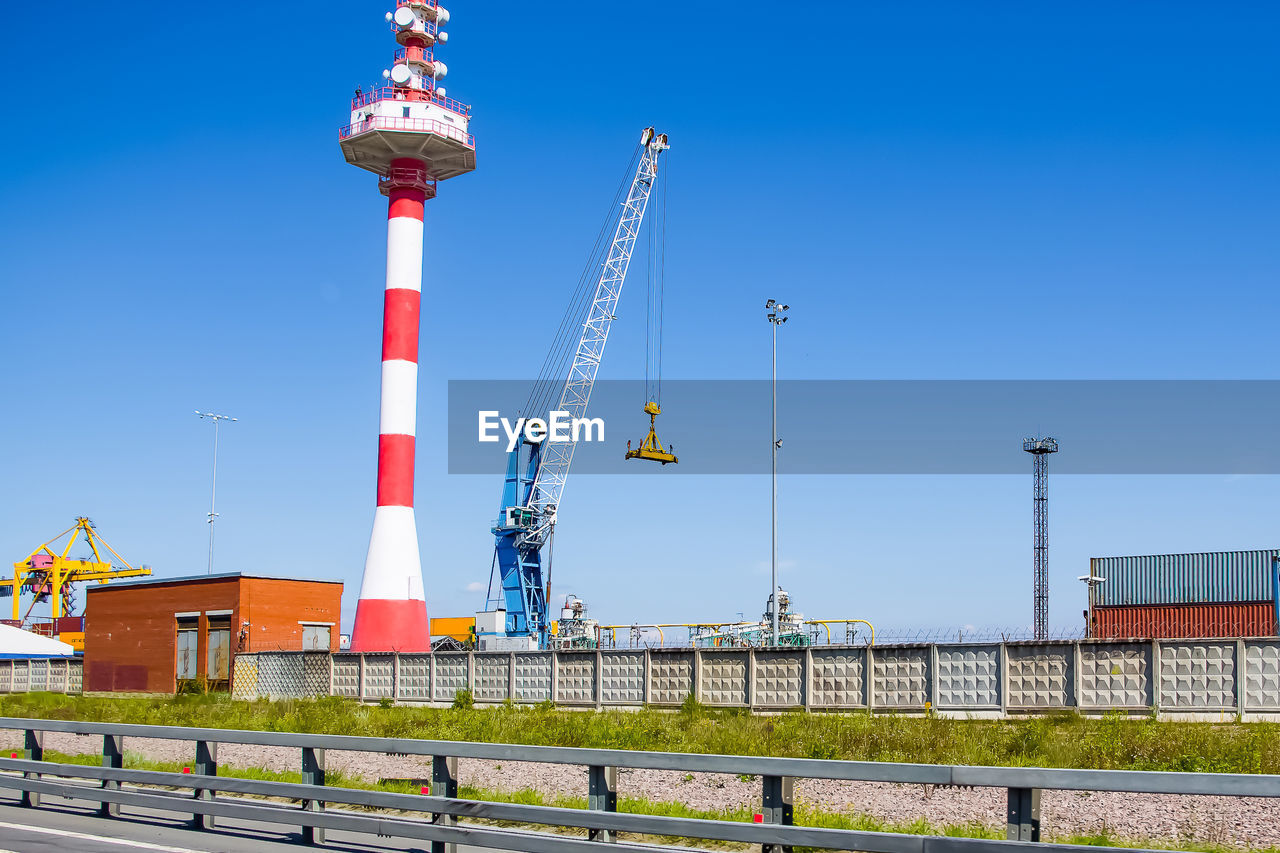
339 1 476 652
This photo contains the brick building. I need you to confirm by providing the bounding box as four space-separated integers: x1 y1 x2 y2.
84 573 341 693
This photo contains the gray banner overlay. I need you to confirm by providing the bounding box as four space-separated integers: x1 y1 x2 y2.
447 380 1280 475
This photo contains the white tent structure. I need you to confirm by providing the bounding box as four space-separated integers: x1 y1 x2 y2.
0 623 74 658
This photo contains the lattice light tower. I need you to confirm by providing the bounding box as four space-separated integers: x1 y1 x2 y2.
1023 436 1058 640
339 1 475 652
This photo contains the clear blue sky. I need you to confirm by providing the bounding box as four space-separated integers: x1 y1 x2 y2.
2 3 1278 638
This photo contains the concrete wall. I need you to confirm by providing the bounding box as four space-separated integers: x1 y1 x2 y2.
218 638 1280 719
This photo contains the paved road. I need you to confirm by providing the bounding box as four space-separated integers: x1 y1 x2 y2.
0 797 489 853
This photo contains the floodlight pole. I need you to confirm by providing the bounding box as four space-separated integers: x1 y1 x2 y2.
766 300 789 646
197 411 237 575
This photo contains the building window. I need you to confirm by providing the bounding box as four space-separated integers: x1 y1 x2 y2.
207 616 231 683
176 617 198 681
301 624 331 651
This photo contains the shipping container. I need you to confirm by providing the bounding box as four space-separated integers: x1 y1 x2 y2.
1091 602 1276 639
1090 549 1280 607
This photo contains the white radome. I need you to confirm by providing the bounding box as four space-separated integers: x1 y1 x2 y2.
390 64 413 85
392 6 417 28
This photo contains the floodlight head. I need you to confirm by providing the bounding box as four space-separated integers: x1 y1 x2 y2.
765 299 777 308
781 304 789 311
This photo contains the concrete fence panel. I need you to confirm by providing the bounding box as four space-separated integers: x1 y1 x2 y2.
1159 641 1237 710
936 644 1001 709
0 660 11 693
473 653 511 703
753 650 805 708
1006 644 1073 709
648 651 694 706
301 653 331 698
600 651 646 705
699 651 749 707
872 647 931 709
432 653 469 703
1244 640 1280 711
396 654 432 701
809 648 865 708
27 659 48 693
332 655 361 698
67 659 83 694
513 652 551 702
231 654 259 700
257 653 305 700
554 652 597 705
361 655 396 700
1079 642 1151 709
11 660 29 694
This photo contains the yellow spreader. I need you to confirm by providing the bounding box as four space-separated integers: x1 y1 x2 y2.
625 401 678 465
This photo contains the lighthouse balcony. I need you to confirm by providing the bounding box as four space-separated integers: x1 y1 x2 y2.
340 96 476 180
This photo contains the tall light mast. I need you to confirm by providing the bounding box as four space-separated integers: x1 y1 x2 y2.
1023 436 1058 641
340 1 476 652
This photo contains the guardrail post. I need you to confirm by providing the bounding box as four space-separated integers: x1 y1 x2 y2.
302 746 326 845
101 734 124 817
761 774 794 853
431 754 458 853
588 764 617 842
1006 787 1041 841
20 729 43 808
192 740 217 830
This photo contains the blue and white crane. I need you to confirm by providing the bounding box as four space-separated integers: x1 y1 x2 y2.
478 128 669 649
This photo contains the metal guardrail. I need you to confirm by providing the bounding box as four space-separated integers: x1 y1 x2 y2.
0 717 1275 852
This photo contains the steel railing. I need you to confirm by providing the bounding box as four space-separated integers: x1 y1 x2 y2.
338 114 475 148
1 716 1276 852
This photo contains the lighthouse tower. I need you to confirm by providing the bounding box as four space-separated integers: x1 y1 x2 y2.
340 1 475 652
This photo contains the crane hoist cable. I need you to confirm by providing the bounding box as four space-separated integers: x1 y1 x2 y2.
523 144 644 423
626 146 677 465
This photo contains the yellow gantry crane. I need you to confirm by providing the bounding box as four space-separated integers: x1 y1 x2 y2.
2 517 151 625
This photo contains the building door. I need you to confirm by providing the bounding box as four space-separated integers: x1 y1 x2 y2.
207 617 231 683
176 624 198 681
301 624 331 651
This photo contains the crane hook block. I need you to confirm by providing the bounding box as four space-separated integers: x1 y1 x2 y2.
624 403 678 465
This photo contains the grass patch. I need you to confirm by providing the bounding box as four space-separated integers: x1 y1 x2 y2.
2 693 1278 774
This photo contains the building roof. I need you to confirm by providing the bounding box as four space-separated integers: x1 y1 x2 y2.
85 571 343 592
0 623 75 657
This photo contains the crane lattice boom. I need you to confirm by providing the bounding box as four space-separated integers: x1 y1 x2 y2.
484 129 668 649
527 131 668 531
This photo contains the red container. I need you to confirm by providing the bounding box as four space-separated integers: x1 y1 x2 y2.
1091 602 1276 639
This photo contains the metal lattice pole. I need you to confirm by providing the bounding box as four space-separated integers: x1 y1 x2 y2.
1023 437 1058 640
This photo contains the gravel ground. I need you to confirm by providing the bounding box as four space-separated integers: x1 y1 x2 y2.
3 732 1274 848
